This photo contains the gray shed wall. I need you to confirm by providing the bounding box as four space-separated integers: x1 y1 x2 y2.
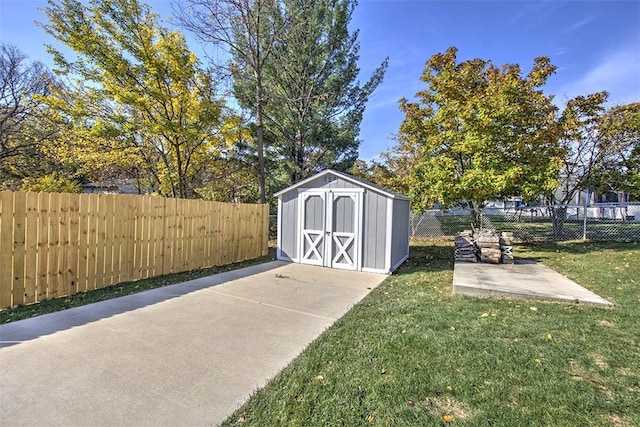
305 174 359 190
390 198 410 269
279 191 298 260
361 191 387 271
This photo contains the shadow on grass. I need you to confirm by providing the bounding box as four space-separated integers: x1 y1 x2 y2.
0 249 277 325
393 239 454 276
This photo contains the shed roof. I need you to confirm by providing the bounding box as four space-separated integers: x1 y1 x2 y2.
274 169 410 201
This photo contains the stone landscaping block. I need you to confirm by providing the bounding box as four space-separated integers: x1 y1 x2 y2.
480 247 501 264
455 229 515 264
454 231 478 262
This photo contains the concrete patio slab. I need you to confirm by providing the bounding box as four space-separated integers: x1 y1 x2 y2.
0 261 386 427
453 259 613 307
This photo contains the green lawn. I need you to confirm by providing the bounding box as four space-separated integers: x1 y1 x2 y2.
222 240 640 426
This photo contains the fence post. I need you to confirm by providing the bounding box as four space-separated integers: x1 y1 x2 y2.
583 189 589 240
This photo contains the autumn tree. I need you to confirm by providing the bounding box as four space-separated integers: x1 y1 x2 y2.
397 47 562 230
175 0 286 203
349 158 400 193
40 0 230 198
253 0 388 184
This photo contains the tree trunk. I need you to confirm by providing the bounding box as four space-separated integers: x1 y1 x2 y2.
550 205 567 240
256 75 266 204
256 117 265 204
289 133 305 184
469 203 482 233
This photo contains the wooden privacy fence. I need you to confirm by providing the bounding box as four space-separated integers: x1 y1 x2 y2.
0 191 269 309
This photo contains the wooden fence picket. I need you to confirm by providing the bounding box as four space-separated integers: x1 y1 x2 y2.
23 192 39 304
37 192 49 301
119 195 133 283
212 201 222 266
151 197 164 278
94 194 106 290
0 191 12 307
47 193 61 299
12 192 26 306
103 194 115 288
67 193 80 295
86 193 99 291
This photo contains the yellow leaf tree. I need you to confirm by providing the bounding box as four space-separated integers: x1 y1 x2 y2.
40 0 234 198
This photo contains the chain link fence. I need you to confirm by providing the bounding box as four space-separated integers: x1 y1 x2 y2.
270 203 640 243
411 203 640 242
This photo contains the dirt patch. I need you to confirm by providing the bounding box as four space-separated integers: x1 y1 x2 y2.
422 395 476 420
590 353 609 369
617 367 633 377
567 358 612 396
598 319 614 327
604 414 631 427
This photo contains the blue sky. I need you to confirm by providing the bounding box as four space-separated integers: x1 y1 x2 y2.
1 0 639 160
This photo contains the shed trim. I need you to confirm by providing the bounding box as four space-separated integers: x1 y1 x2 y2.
274 169 409 200
276 196 282 260
297 191 326 266
362 267 391 275
297 187 365 194
357 193 364 271
384 197 393 272
391 253 409 273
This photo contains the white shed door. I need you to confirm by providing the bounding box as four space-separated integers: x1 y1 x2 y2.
300 192 326 266
299 190 360 270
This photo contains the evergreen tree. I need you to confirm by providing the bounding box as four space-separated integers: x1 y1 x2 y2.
233 0 387 184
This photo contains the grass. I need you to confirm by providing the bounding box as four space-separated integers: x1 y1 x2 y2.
222 240 640 426
0 248 276 324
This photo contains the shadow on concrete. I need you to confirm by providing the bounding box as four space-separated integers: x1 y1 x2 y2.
0 261 286 348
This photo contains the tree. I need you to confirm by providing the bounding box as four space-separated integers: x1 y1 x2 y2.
349 159 398 193
396 47 562 231
175 0 286 203
591 102 640 200
551 92 609 206
253 0 388 184
21 172 82 193
549 94 639 234
193 115 261 202
0 44 60 188
41 0 229 198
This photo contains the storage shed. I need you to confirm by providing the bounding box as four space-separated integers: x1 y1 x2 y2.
274 169 410 274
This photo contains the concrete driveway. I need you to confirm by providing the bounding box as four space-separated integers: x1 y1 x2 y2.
0 261 386 426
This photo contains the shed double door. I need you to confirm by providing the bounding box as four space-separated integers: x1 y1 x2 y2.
299 190 361 270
